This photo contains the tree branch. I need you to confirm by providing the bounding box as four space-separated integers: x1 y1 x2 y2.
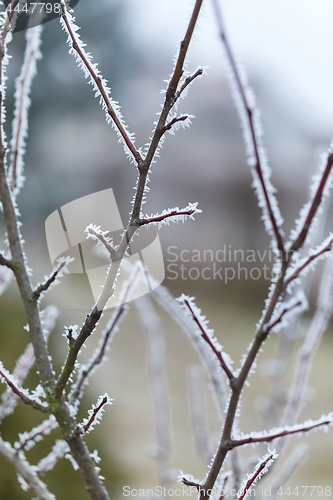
290 153 333 252
285 236 333 286
0 437 54 500
60 1 142 165
237 453 276 500
211 0 284 256
183 297 235 381
231 417 333 448
138 207 198 226
32 261 66 301
0 369 48 413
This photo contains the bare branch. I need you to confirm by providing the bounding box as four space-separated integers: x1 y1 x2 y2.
211 0 284 255
263 300 302 336
285 235 333 286
0 252 13 269
231 417 333 448
75 395 110 436
290 153 333 252
237 453 276 500
183 297 235 381
85 225 119 261
32 261 66 301
15 416 57 451
131 0 204 221
175 68 204 100
182 477 202 490
60 1 142 165
138 207 198 226
162 115 189 133
9 25 42 193
0 369 48 413
0 437 55 500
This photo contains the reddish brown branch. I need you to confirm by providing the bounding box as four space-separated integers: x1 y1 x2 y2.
0 1 19 48
285 237 333 286
176 68 203 100
231 419 332 448
138 208 196 226
183 298 234 381
75 396 108 436
290 153 333 252
182 477 202 491
162 115 189 133
211 0 284 256
32 262 66 301
60 2 142 165
237 454 275 500
0 370 48 413
263 300 302 336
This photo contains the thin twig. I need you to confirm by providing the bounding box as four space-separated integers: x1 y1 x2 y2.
60 1 142 165
285 236 333 286
237 454 275 500
0 370 48 413
138 208 197 226
75 396 108 436
263 300 302 335
211 0 284 255
183 297 234 381
162 114 189 133
0 437 55 500
290 153 333 252
0 253 13 269
231 417 333 447
32 262 66 301
86 226 119 261
175 68 203 100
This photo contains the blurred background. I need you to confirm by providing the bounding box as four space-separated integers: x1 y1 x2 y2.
0 0 333 498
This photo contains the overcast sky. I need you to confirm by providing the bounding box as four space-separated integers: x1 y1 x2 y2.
128 0 333 134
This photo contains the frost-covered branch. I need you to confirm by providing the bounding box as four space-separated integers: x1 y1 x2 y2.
231 415 333 448
9 25 42 193
60 1 142 165
32 260 67 301
290 151 333 252
285 234 333 286
138 203 201 228
15 415 58 451
138 296 172 480
180 295 234 381
0 437 55 500
187 365 211 463
162 114 189 133
0 305 58 421
175 68 203 101
35 440 69 475
237 452 277 500
131 0 204 222
0 368 48 412
75 395 112 436
211 0 284 255
71 302 127 401
280 255 333 434
85 224 119 261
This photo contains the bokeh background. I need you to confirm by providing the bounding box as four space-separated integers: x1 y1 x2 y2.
0 0 332 498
